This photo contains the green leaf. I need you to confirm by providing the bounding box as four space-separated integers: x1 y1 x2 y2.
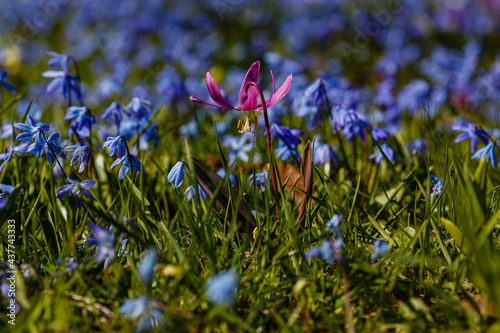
441 217 470 254
190 157 256 232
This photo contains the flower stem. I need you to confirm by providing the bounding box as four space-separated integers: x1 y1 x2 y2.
42 132 68 179
122 135 137 181
244 81 279 211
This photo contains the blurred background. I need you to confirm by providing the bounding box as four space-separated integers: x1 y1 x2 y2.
1 0 500 125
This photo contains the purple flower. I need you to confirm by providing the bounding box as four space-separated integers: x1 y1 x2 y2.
14 115 49 159
167 161 185 188
471 142 497 168
452 122 489 154
65 145 89 173
190 61 293 133
369 143 395 164
110 154 143 180
205 270 239 306
87 224 115 266
56 178 96 209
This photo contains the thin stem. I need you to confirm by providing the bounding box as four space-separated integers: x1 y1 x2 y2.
244 81 279 205
42 132 68 180
68 56 84 106
335 131 352 175
122 135 136 180
84 108 94 180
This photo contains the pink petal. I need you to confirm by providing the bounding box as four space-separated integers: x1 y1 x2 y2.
270 70 276 94
259 73 293 110
205 72 235 110
238 61 260 105
189 95 231 109
242 86 259 110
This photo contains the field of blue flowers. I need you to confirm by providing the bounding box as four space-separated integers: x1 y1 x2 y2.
0 0 500 332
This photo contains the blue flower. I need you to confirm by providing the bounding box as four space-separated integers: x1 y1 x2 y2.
330 105 349 133
294 79 329 129
42 132 66 166
369 143 395 164
184 184 207 202
304 240 338 266
65 145 89 173
326 214 343 233
270 123 303 147
179 119 198 138
0 184 15 209
103 135 128 158
223 134 254 165
120 294 164 333
453 122 489 153
42 70 79 101
56 178 97 209
110 154 143 180
205 270 239 306
471 142 498 168
313 140 339 165
65 106 96 138
167 161 185 188
46 51 70 73
405 138 428 155
55 257 79 275
125 97 152 122
101 101 128 126
0 143 28 172
371 127 389 144
14 115 49 159
371 239 389 263
428 175 443 200
0 70 17 102
217 168 237 184
341 110 371 143
275 139 300 162
249 171 269 193
138 248 158 287
87 224 116 267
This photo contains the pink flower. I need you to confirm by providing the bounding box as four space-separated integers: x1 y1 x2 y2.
190 61 292 133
